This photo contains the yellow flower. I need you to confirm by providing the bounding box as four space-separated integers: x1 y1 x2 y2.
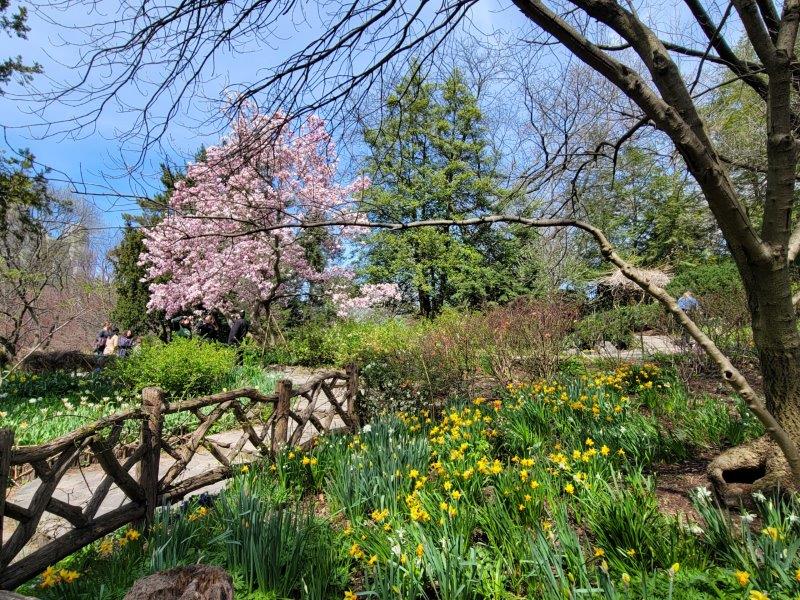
451 490 462 500
409 469 420 479
796 567 800 583
735 570 750 586
621 572 631 586
40 566 60 589
99 539 114 557
240 464 250 473
564 483 575 495
761 526 781 541
188 506 209 521
125 529 140 541
594 548 605 558
416 543 424 558
443 481 453 491
348 543 365 559
344 591 357 600
368 555 378 565
61 570 80 584
749 592 769 600
669 563 680 575
371 508 389 523
288 451 296 459
585 437 594 446
626 548 636 557
600 445 610 456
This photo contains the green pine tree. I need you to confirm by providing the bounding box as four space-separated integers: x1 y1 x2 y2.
109 164 180 334
360 65 538 316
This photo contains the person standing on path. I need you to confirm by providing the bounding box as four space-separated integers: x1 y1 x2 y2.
117 330 135 357
94 322 112 355
228 311 249 364
103 328 120 356
198 314 219 340
677 291 701 347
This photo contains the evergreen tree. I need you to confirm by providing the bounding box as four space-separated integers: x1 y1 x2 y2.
1 0 42 95
109 164 178 334
577 148 719 268
360 65 537 316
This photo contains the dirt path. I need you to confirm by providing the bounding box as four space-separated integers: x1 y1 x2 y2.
570 334 686 361
3 368 344 560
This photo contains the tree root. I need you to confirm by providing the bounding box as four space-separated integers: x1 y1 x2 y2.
707 436 794 506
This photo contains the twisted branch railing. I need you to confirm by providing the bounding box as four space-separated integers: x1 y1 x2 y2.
0 365 360 590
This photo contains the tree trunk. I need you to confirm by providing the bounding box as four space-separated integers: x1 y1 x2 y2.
708 258 800 499
419 289 433 318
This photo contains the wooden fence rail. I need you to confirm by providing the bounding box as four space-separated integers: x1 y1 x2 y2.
0 365 360 590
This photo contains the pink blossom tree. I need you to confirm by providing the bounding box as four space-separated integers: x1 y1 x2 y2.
331 282 403 319
141 110 368 323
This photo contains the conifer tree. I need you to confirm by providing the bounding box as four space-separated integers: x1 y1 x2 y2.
361 66 537 316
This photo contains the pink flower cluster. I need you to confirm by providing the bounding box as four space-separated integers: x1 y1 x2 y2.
141 110 369 316
332 283 403 318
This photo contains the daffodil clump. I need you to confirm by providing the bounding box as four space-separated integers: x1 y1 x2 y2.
20 365 800 600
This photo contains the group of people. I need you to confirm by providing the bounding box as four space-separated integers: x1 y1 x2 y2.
93 311 249 359
169 311 249 346
93 323 138 357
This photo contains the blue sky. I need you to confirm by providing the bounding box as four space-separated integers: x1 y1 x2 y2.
1 0 527 244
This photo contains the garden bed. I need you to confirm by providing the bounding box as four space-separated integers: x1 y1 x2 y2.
15 364 793 600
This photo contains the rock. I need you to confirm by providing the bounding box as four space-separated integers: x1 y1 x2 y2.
123 565 233 600
0 592 39 600
595 340 618 354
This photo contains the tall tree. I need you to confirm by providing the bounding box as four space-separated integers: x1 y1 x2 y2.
0 156 99 364
140 110 366 323
577 148 721 267
361 66 536 316
109 165 177 334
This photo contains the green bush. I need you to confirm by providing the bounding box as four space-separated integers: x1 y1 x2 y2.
107 338 235 399
666 261 742 297
262 318 420 367
573 303 665 349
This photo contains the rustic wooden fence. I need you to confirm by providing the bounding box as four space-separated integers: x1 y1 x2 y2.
0 365 360 590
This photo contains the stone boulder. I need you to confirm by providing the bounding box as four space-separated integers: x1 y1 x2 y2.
123 565 233 600
0 592 38 600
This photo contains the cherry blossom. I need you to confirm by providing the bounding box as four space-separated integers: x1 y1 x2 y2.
141 110 368 317
332 283 403 319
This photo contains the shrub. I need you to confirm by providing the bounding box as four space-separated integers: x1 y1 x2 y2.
666 261 742 297
572 303 665 349
107 337 235 399
480 297 579 383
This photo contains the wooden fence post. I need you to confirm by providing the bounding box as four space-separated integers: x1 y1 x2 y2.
345 363 360 431
0 428 13 547
139 387 164 527
272 379 292 454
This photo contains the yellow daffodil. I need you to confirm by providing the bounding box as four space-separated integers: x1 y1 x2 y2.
735 570 750 586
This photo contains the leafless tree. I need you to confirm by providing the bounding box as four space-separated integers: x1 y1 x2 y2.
0 189 112 367
26 0 800 492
